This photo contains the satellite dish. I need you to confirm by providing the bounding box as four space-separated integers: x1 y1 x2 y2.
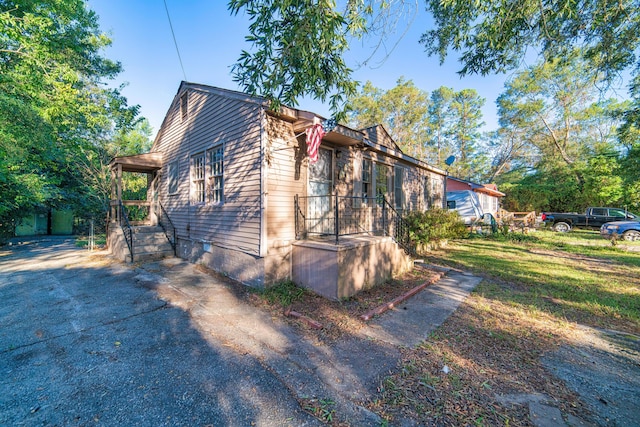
445 155 456 166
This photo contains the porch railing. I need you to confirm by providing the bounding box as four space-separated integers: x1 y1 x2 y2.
118 200 134 262
158 202 176 256
294 194 415 254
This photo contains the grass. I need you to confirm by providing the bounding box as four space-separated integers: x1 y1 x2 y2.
429 229 640 331
259 280 307 307
372 229 639 425
75 234 107 248
247 229 640 425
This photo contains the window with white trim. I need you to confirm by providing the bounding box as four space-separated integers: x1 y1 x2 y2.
191 153 205 204
167 160 179 194
394 166 405 209
375 163 390 203
362 158 372 202
180 92 188 121
208 145 224 204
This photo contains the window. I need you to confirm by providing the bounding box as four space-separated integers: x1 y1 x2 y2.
167 160 179 194
180 92 188 121
394 166 405 209
362 158 372 201
191 153 205 203
208 145 224 204
375 163 389 203
608 209 626 218
424 175 431 208
591 208 606 216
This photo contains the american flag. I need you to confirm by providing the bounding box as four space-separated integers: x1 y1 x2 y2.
306 123 325 163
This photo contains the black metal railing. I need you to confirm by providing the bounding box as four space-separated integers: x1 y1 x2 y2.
118 200 134 262
381 197 414 255
158 202 177 256
294 194 415 254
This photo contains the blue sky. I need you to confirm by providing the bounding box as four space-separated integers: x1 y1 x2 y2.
89 0 518 136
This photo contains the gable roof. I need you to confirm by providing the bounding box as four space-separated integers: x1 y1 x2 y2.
152 81 446 176
360 125 402 152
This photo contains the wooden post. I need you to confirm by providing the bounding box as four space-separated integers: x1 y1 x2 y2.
116 163 123 222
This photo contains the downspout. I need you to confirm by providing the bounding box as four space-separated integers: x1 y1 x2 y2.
443 172 447 209
259 107 268 258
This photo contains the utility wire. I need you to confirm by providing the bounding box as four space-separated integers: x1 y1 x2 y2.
163 0 187 81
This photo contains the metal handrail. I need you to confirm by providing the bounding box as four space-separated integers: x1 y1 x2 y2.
158 202 177 256
380 197 414 255
294 195 307 240
119 200 134 262
294 194 415 254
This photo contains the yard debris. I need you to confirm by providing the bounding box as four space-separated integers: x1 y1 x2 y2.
284 307 323 329
360 271 444 321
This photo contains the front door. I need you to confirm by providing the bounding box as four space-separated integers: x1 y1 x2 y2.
308 147 333 234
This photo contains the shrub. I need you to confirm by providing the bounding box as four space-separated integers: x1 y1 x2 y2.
405 208 468 246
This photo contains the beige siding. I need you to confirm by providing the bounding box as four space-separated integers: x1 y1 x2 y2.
265 115 306 247
153 85 263 256
342 146 446 213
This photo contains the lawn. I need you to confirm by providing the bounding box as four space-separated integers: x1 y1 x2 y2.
428 229 640 332
251 231 640 426
372 229 640 425
253 229 640 425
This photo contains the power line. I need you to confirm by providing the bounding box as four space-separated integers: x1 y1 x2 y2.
163 0 187 81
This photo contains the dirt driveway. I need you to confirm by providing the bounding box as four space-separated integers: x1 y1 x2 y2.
0 237 318 426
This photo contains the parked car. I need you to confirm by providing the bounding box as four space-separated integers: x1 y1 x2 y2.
541 207 638 232
600 221 640 241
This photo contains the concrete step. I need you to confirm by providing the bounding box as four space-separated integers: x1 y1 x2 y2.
132 226 164 234
134 243 174 254
133 234 173 246
108 225 175 263
133 251 175 263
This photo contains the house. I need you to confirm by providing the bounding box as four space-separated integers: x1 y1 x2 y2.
108 82 447 299
446 177 505 218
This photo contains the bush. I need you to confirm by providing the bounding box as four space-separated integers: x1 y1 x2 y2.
405 208 468 246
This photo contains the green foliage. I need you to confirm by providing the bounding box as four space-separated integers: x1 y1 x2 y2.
261 280 306 307
347 78 429 158
347 80 487 179
0 0 143 234
421 0 639 82
447 89 486 179
493 53 632 212
405 208 468 246
228 0 639 137
229 0 365 120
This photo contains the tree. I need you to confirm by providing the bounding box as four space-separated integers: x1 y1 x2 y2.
421 0 639 80
229 0 639 126
78 119 153 215
228 0 372 119
494 53 629 211
0 0 139 238
347 78 429 158
426 87 454 165
447 89 486 179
